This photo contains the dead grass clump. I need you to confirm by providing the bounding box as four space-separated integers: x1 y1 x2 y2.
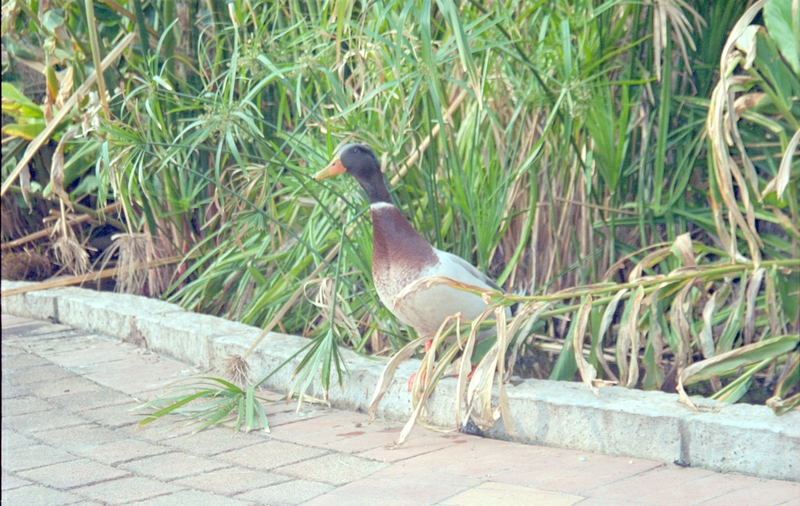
0 250 54 281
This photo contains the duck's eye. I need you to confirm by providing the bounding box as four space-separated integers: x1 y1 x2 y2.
352 148 359 154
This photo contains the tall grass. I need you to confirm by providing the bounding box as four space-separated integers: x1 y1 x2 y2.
2 0 797 429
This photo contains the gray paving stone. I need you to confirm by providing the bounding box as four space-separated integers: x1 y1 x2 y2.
25 375 104 398
0 382 30 399
43 341 131 368
74 476 182 504
16 334 98 355
120 451 230 480
128 489 253 506
1 429 35 449
1 409 87 433
17 459 129 489
1 352 51 369
0 314 35 327
82 355 194 395
1 472 31 491
235 479 334 505
1 396 55 417
47 388 133 412
0 484 84 505
2 364 75 385
154 426 263 456
77 401 142 428
36 424 122 453
216 440 329 471
275 453 389 486
0 444 77 472
171 466 289 495
1 344 26 355
77 437 173 465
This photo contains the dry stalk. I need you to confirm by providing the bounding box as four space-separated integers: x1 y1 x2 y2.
1 255 184 297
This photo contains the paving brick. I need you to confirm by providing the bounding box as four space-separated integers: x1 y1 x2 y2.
264 405 335 428
697 479 800 506
82 355 193 394
18 334 99 355
267 409 373 447
303 492 412 506
8 322 74 337
356 429 460 462
36 424 122 453
0 314 36 327
369 458 489 485
635 470 767 505
311 474 475 505
44 341 131 368
47 388 133 412
2 409 87 433
1 382 30 399
564 498 635 505
171 466 288 495
77 401 142 428
1 396 55 416
0 484 84 505
128 489 253 506
17 459 129 489
74 476 182 504
76 437 172 465
25 375 104 398
154 425 263 456
322 420 409 453
120 451 230 480
533 454 663 494
2 352 51 369
269 409 416 455
216 440 328 471
0 444 76 472
488 446 638 488
276 453 389 486
1 429 35 449
1 344 25 355
1 323 52 339
396 435 555 479
1 472 31 491
441 482 584 506
3 364 75 385
586 465 717 502
235 478 334 505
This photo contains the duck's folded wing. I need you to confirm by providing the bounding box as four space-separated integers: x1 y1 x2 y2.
431 249 503 292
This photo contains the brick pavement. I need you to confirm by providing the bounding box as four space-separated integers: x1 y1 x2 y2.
2 314 798 505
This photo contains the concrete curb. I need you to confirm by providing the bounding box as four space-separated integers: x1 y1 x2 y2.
2 280 798 482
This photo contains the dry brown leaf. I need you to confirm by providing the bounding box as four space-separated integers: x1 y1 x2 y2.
573 296 599 394
368 334 430 422
671 233 696 268
626 287 645 388
743 268 765 345
699 292 718 359
763 127 799 200
50 127 78 210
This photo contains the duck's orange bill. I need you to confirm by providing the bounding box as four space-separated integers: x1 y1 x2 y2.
313 157 346 180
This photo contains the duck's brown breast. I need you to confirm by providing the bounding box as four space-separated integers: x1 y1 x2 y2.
370 204 438 307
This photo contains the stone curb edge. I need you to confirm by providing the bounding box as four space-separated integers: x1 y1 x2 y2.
2 281 798 482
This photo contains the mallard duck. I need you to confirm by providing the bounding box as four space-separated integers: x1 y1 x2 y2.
314 143 508 337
